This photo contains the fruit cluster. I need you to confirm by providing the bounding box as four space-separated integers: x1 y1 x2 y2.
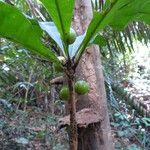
59 80 89 100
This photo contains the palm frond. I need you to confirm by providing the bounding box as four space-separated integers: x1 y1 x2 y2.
91 0 150 58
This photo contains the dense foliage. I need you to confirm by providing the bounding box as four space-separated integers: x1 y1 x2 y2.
1 0 150 149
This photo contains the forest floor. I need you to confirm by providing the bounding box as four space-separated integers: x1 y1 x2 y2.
1 100 150 150
122 75 150 116
0 108 68 150
1 77 150 150
111 76 150 150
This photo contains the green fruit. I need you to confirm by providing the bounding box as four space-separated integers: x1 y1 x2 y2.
59 86 69 100
75 80 89 95
68 28 76 44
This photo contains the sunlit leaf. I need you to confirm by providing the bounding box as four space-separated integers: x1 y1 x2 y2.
39 22 64 53
40 0 75 56
69 33 86 58
15 137 29 145
75 0 150 62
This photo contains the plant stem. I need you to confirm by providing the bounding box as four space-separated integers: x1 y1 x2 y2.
24 68 34 111
67 70 78 150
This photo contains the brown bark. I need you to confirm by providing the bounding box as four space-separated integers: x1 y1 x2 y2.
67 68 78 150
78 122 104 150
72 0 114 149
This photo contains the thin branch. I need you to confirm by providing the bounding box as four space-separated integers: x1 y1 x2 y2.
50 76 64 85
26 0 46 21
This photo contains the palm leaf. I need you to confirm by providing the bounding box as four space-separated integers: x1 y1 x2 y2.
75 0 150 63
40 0 75 57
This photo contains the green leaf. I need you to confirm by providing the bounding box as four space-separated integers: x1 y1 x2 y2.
39 22 64 53
40 0 75 54
117 130 124 137
75 0 150 62
91 34 107 47
141 117 150 127
69 34 86 58
125 144 141 150
0 2 59 64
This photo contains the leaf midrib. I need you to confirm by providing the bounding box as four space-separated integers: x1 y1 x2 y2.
55 0 69 57
74 0 119 65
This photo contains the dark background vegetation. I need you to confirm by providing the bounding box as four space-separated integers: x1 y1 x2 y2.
0 0 150 149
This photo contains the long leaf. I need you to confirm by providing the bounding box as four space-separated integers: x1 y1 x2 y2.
0 2 59 64
39 22 64 52
68 33 86 58
40 0 75 55
75 0 150 62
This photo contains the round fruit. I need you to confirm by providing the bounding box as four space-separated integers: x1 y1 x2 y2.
68 28 76 44
59 86 69 100
75 80 89 95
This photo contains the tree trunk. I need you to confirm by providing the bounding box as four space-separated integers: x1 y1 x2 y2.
73 0 114 149
67 69 78 150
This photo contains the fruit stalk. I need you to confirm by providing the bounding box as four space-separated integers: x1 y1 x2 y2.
67 69 78 150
